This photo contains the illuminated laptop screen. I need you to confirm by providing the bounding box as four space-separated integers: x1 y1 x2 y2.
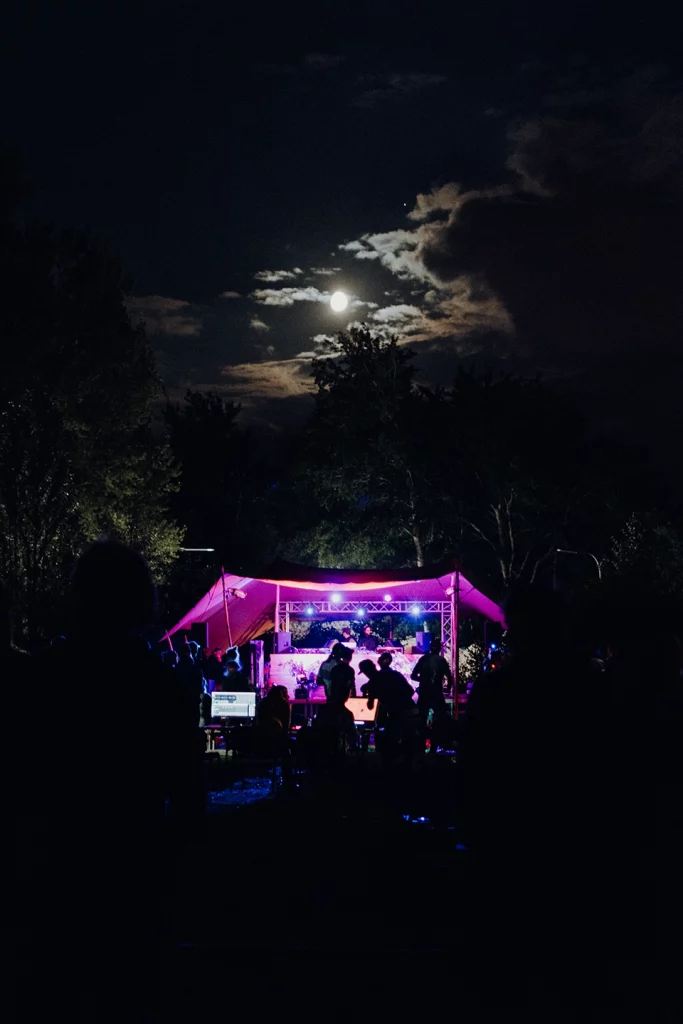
345 697 378 723
211 691 256 718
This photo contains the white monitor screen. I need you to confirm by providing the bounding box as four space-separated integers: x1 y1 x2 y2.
345 697 378 723
211 691 256 718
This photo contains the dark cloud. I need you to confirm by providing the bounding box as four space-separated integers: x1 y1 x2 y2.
410 70 683 455
303 52 344 71
418 73 683 366
126 295 203 337
353 72 447 108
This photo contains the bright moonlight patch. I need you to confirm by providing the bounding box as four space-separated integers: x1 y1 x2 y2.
330 290 348 312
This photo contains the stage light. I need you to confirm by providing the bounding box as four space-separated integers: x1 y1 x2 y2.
445 586 454 596
384 593 392 602
330 593 341 603
305 605 314 615
229 589 247 599
411 605 421 616
356 607 365 618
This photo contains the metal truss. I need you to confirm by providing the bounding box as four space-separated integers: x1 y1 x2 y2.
279 600 454 661
280 600 451 616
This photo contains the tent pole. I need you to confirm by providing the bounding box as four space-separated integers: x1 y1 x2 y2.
274 583 280 633
454 570 460 719
450 572 460 720
221 567 233 648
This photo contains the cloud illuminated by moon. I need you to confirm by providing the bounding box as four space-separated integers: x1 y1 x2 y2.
330 290 348 312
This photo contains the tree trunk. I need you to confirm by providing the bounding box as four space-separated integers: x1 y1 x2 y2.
413 533 424 568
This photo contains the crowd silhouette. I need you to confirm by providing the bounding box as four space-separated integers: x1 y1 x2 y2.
8 540 681 1015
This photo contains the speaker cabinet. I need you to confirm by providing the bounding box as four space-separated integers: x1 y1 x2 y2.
273 631 292 653
416 631 432 653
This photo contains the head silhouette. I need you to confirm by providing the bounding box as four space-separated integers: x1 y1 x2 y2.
430 638 442 655
378 652 393 669
504 586 566 655
359 659 378 678
70 542 156 637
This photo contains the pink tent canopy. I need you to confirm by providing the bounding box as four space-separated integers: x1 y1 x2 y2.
165 558 505 650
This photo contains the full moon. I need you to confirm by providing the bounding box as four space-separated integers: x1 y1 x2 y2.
330 290 348 312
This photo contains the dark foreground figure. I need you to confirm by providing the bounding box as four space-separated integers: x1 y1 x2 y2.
459 587 683 1007
14 543 202 1022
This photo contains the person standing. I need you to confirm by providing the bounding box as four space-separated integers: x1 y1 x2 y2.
204 647 224 690
330 654 356 700
316 642 344 699
357 623 379 651
220 659 254 691
411 637 453 728
363 653 417 763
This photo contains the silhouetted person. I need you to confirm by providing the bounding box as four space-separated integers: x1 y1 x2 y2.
363 654 415 715
255 685 291 771
221 659 254 691
176 641 205 722
361 653 417 763
224 645 242 671
329 646 356 700
411 638 453 731
458 586 607 999
204 647 224 687
313 675 357 752
42 542 202 1020
603 604 683 978
316 642 344 698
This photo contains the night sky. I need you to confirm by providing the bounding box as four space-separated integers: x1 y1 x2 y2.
4 1 683 458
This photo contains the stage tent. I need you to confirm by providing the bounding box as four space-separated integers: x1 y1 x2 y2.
164 558 505 651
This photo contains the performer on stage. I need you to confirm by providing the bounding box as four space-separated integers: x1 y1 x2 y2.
325 626 356 648
357 623 378 651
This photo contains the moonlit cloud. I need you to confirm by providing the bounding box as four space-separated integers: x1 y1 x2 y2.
309 267 342 276
220 357 314 400
219 290 242 299
371 304 423 324
251 286 374 309
339 228 433 282
250 315 270 332
254 268 304 283
126 295 202 336
251 286 331 306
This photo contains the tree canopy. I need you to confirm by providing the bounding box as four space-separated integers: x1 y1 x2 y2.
0 219 181 641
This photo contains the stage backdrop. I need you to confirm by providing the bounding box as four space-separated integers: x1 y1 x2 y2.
270 650 420 698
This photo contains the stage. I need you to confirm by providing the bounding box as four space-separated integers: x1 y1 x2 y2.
269 648 420 698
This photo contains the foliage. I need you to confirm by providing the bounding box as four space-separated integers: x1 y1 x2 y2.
279 328 650 601
0 221 181 642
602 512 683 606
165 389 279 570
284 329 437 568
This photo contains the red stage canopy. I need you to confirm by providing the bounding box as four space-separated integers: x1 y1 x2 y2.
165 558 505 649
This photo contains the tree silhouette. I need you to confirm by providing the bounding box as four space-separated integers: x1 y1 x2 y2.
0 216 181 642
